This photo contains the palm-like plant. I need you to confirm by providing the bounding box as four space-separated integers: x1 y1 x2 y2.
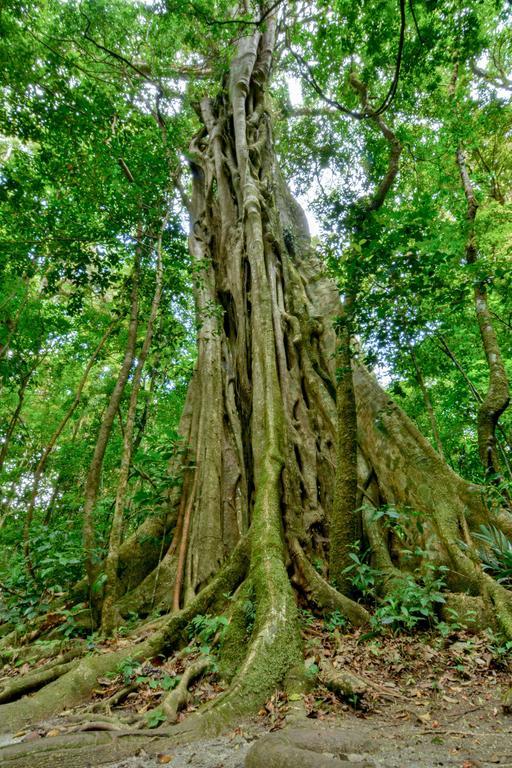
472 525 512 584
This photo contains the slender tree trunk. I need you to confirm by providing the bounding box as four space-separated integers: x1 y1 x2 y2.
0 354 45 473
330 308 358 591
456 148 510 477
23 321 116 578
41 474 61 527
436 333 512 479
131 366 157 454
0 276 30 362
101 226 165 633
82 252 140 593
410 348 445 459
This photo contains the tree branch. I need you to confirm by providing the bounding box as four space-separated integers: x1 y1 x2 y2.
289 0 406 120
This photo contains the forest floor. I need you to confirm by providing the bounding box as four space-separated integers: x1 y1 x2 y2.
2 618 512 767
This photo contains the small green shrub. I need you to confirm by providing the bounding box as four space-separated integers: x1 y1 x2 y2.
486 629 512 667
145 708 166 728
299 607 316 627
341 545 380 599
371 567 447 633
324 609 347 633
187 613 228 654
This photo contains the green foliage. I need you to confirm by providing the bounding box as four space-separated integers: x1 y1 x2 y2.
485 629 512 667
324 610 347 633
298 608 316 628
341 545 380 599
145 708 167 728
187 613 229 653
369 505 424 541
436 606 477 639
116 657 140 685
0 519 84 626
135 672 180 692
371 567 447 633
472 525 512 584
305 660 319 678
242 599 256 635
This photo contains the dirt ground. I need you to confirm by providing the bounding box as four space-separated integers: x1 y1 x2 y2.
2 622 512 767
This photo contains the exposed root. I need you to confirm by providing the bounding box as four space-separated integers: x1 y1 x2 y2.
86 683 137 713
0 658 79 704
490 508 512 540
217 578 254 682
0 614 65 656
0 642 152 735
0 726 200 768
318 660 368 702
290 539 370 626
246 725 377 768
0 538 249 735
0 639 85 666
482 576 512 637
319 659 405 704
162 656 210 722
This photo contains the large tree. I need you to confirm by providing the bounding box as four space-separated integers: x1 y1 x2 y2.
1 1 512 764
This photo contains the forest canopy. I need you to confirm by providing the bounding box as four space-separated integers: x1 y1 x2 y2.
0 0 511 763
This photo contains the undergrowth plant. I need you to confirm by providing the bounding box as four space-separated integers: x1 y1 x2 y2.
371 566 447 632
472 525 512 584
341 544 380 599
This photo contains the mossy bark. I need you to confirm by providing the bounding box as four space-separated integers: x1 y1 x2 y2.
331 314 358 593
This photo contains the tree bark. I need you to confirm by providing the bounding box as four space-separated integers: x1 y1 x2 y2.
456 147 510 477
101 225 165 634
82 251 140 593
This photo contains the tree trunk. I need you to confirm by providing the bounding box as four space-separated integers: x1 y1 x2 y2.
0 353 45 473
23 321 116 578
331 309 358 592
82 252 140 592
456 147 510 477
101 225 165 634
